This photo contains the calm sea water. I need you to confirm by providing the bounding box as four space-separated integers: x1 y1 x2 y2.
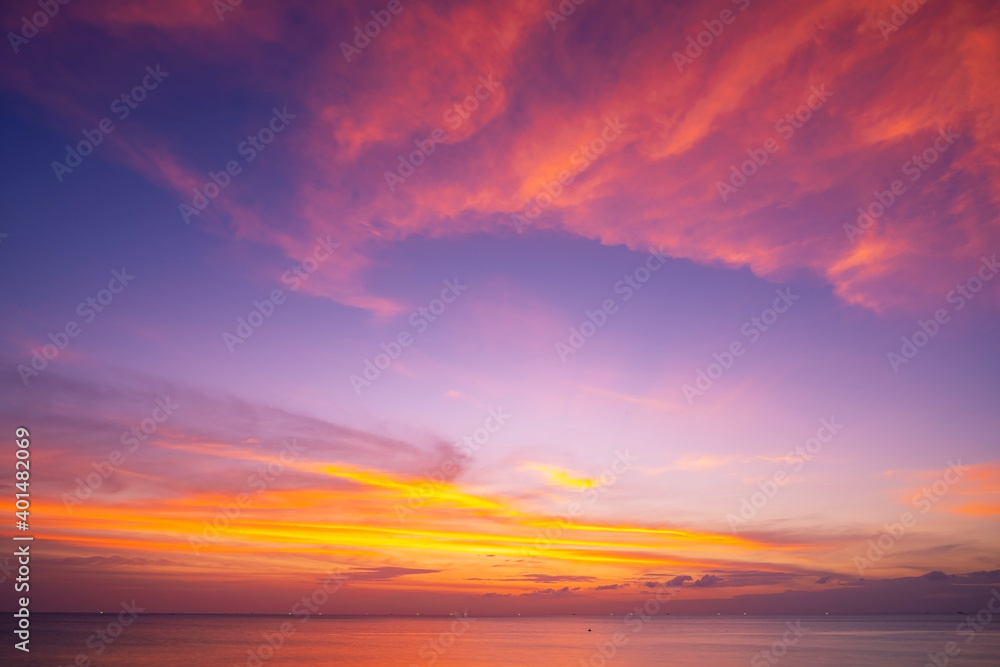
4 614 1000 666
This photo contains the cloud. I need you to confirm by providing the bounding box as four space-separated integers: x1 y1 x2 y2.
517 574 597 583
887 461 1000 517
344 566 440 581
468 574 596 583
692 574 722 588
520 586 576 597
52 555 177 567
520 463 596 488
7 0 996 316
644 571 810 590
593 583 630 590
640 574 694 588
672 455 791 471
0 361 464 492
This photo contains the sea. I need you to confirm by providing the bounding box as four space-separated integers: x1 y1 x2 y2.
4 614 1000 666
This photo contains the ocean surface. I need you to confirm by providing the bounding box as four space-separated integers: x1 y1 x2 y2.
4 614 1000 666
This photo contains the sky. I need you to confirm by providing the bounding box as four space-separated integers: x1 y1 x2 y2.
0 0 998 616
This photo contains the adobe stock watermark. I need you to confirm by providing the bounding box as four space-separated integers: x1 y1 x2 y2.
280 235 341 291
852 460 965 575
214 0 245 21
717 84 832 201
681 287 799 404
179 106 296 224
886 254 996 372
235 568 348 667
521 449 639 558
924 589 1000 667
511 116 628 233
189 440 305 554
340 0 414 62
7 0 73 54
556 247 671 363
396 408 511 522
56 600 145 667
17 268 136 386
52 65 170 182
223 290 287 353
726 417 843 532
409 614 476 667
385 74 502 192
62 398 179 513
845 127 960 244
223 235 340 353
673 0 750 73
350 278 467 395
545 0 586 30
750 620 809 666
582 582 681 666
877 0 930 40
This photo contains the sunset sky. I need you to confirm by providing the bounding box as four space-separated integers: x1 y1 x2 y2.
1 0 998 615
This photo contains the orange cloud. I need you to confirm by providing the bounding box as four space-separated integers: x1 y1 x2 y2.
4 0 997 316
521 463 596 488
